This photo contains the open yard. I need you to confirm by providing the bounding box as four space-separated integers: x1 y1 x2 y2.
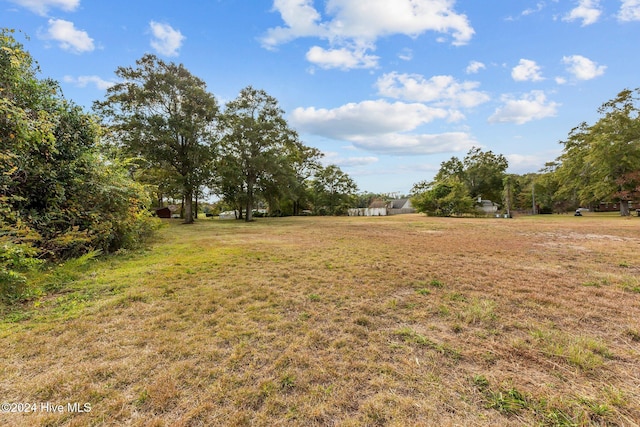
1 214 640 426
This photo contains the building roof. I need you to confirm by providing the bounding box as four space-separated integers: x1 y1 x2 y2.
369 200 387 209
390 199 410 209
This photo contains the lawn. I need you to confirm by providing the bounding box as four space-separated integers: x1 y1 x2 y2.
1 214 639 426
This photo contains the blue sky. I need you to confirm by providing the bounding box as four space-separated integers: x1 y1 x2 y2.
3 0 640 195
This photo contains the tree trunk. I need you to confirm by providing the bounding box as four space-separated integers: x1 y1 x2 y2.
620 200 630 216
246 181 254 222
183 189 194 224
194 190 198 220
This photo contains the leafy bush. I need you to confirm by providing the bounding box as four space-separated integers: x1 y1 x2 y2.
0 241 42 302
1 29 159 302
411 179 476 217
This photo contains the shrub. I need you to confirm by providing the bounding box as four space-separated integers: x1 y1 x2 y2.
0 241 42 302
1 29 159 302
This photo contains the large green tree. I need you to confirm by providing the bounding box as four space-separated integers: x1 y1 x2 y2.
432 147 508 203
554 88 640 216
412 147 508 217
411 178 475 217
285 145 323 216
463 147 509 203
311 164 358 215
94 54 219 223
216 86 302 222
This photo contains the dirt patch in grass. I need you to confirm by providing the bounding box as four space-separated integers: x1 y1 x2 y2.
1 215 640 426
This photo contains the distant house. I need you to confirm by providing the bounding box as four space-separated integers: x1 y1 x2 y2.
348 198 415 216
219 210 238 220
155 205 181 218
596 201 636 212
367 200 388 216
348 200 386 217
477 199 499 214
388 198 415 215
155 207 171 218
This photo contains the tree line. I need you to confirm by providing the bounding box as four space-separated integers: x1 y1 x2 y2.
94 54 358 223
411 89 640 218
0 29 357 301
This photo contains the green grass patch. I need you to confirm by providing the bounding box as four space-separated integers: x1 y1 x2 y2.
429 279 445 288
529 327 613 371
621 282 640 293
457 298 497 325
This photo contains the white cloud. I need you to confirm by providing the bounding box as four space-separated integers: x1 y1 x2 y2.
398 48 413 61
618 0 640 21
44 19 94 53
489 91 559 125
506 151 561 173
321 0 474 45
290 99 475 155
322 152 379 167
8 0 78 16
262 0 474 70
149 21 185 57
291 100 453 138
563 0 602 26
466 60 485 74
562 54 606 80
306 45 379 69
348 132 477 155
262 0 324 48
63 75 115 90
375 72 490 108
521 2 546 17
511 59 544 82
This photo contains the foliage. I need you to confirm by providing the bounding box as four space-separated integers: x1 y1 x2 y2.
502 175 514 215
310 164 358 215
215 86 319 220
0 239 41 303
354 192 389 209
614 170 640 205
434 147 508 203
94 54 220 223
1 29 157 302
414 147 508 217
463 147 509 203
553 88 640 215
411 178 475 217
282 145 323 216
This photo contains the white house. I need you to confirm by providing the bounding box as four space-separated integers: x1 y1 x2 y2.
478 199 499 214
219 210 238 220
388 198 415 215
348 199 415 216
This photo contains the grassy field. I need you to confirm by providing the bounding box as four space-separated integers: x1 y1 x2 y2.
1 214 640 426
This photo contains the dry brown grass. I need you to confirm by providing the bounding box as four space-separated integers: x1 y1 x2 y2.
1 214 640 426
